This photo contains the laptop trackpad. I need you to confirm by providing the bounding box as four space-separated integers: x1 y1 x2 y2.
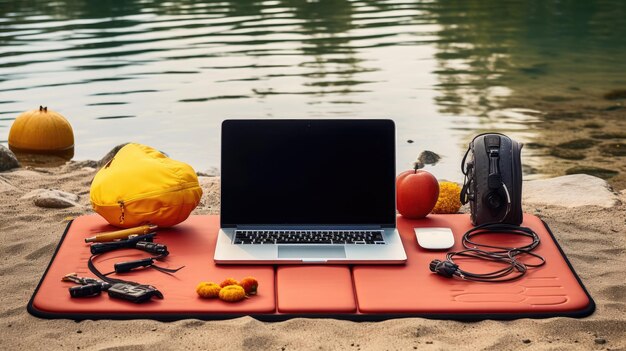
278 246 346 259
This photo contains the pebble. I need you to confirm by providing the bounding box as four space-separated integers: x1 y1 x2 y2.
21 189 80 208
594 338 607 345
418 150 441 165
197 167 219 177
407 139 414 143
151 328 157 332
522 339 531 344
76 330 82 334
0 145 20 172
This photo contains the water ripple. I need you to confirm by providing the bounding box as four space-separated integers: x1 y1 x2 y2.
0 0 625 182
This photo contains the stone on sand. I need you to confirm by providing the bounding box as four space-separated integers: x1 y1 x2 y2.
523 174 619 208
21 189 80 208
0 145 20 172
98 143 129 168
197 167 219 177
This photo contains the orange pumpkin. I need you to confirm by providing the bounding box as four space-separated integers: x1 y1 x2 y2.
8 106 74 153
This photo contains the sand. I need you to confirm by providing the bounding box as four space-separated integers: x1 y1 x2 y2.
0 162 624 351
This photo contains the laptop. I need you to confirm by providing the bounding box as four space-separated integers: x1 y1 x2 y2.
214 119 407 264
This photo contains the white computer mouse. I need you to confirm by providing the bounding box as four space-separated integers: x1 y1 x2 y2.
414 227 455 250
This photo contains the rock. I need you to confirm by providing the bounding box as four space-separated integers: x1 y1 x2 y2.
583 122 602 129
565 166 618 179
98 143 129 168
601 142 625 157
522 339 531 344
523 174 619 208
550 148 585 160
418 150 441 165
603 89 626 100
604 104 623 111
594 338 607 345
22 189 80 208
0 145 20 172
196 167 219 177
73 160 99 169
591 132 626 139
556 139 597 149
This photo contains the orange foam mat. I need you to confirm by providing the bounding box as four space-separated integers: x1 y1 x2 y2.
353 214 594 317
277 266 356 313
28 214 594 321
29 215 276 319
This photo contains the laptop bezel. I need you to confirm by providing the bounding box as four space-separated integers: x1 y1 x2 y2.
219 119 397 229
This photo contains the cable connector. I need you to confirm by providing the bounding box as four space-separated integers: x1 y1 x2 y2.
429 259 459 278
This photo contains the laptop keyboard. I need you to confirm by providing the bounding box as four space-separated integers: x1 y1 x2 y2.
233 230 385 245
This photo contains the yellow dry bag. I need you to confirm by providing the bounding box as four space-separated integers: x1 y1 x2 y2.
90 143 202 228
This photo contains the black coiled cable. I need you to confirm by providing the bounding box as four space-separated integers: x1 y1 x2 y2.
430 223 546 282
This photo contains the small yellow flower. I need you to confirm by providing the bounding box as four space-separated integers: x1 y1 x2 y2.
196 282 221 298
219 285 246 302
220 277 239 288
431 181 462 214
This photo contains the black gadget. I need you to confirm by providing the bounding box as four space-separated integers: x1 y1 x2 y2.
65 235 182 303
461 133 523 225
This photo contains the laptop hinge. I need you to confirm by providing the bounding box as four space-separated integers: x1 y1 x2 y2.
236 224 383 230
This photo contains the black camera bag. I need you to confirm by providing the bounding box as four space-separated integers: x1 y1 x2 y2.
460 133 523 225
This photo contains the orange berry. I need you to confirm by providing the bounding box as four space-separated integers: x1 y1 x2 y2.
239 276 259 295
220 278 239 288
196 282 221 298
219 285 246 302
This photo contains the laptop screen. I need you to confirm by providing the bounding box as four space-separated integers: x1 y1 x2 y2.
221 119 396 227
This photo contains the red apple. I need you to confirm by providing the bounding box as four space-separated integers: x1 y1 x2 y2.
396 169 440 219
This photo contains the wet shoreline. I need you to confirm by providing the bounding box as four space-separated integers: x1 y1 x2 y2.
506 90 626 190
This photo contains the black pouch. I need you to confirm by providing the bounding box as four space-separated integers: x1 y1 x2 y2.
460 133 523 225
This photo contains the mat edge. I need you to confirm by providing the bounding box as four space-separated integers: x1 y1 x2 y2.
539 219 596 318
27 219 74 319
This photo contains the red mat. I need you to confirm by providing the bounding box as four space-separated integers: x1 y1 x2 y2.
28 214 594 320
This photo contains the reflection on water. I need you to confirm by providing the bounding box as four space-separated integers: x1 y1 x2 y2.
0 0 625 182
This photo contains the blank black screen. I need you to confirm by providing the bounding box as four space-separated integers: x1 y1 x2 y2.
221 119 396 227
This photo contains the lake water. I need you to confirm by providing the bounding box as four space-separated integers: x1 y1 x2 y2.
1 0 625 182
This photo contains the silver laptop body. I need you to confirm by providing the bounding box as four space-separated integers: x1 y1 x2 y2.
214 119 407 264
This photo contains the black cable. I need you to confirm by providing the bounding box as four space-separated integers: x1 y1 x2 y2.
88 238 182 284
430 223 546 282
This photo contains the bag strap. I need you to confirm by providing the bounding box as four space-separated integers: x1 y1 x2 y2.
460 145 472 205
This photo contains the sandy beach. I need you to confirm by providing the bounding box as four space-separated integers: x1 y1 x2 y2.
0 162 624 351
